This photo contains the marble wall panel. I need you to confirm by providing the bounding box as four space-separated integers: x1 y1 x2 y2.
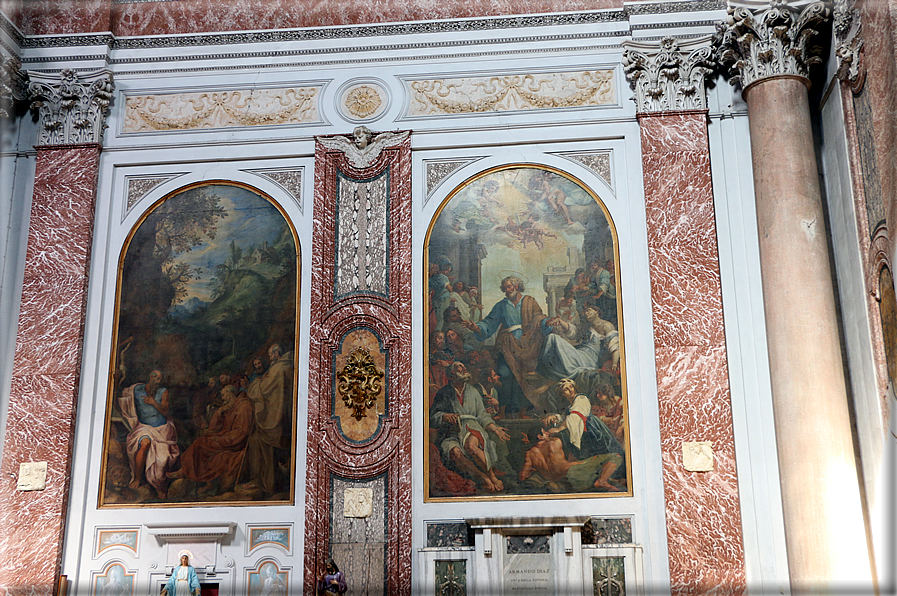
0 373 79 593
0 144 101 593
16 0 110 34
860 0 897 240
639 113 746 595
103 0 622 37
25 147 100 278
330 543 387 596
12 274 89 376
305 134 412 596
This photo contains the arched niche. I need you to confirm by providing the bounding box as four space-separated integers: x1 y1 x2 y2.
99 181 300 508
423 164 630 502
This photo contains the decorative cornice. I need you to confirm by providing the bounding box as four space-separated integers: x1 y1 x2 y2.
714 0 831 90
27 68 114 145
317 127 410 169
1 56 27 118
622 36 716 112
833 0 864 91
10 2 725 51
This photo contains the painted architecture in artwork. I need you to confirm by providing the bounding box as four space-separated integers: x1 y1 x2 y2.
0 0 895 595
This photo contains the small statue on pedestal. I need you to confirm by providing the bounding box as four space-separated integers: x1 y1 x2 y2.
317 559 347 595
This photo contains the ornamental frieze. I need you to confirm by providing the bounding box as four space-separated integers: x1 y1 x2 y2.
403 69 615 117
122 86 322 133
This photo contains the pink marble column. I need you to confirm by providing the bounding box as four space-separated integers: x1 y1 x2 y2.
718 2 874 592
0 69 111 595
744 75 871 592
639 112 746 596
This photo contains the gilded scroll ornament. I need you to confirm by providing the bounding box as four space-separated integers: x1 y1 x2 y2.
337 347 384 421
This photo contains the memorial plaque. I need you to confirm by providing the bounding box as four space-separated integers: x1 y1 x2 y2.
504 536 552 595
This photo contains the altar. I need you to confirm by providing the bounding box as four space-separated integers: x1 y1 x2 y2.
419 517 643 595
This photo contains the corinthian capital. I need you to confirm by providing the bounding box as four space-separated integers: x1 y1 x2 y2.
833 0 864 90
1 56 28 119
714 0 830 90
622 36 716 113
27 68 114 146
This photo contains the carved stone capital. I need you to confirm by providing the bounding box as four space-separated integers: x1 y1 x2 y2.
833 0 865 91
714 0 831 90
27 68 114 146
1 56 28 119
317 126 410 169
622 36 716 113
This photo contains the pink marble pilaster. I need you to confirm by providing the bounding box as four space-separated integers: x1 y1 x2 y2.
0 145 101 594
638 112 746 595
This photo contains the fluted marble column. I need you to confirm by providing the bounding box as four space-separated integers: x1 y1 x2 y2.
0 68 112 594
623 37 746 595
717 2 873 592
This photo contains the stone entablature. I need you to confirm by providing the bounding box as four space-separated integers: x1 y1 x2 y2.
715 0 830 90
27 68 113 145
622 36 715 113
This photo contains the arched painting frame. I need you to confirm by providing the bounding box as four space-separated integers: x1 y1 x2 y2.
425 164 631 501
99 181 299 508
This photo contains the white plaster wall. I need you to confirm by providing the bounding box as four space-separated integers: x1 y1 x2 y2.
706 81 791 596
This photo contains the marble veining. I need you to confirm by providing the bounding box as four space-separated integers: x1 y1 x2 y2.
306 134 412 596
639 113 746 595
0 144 101 593
104 0 623 37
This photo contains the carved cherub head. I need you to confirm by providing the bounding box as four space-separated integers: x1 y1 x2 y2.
352 126 373 149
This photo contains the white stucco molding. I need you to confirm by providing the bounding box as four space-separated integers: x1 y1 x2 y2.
622 36 716 113
144 522 236 544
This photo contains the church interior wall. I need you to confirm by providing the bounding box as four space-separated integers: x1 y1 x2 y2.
8 0 890 593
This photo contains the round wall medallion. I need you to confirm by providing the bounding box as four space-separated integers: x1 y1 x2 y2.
338 80 389 122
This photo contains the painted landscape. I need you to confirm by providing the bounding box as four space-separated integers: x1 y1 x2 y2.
101 183 298 507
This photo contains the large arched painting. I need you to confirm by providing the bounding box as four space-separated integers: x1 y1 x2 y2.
100 182 298 507
425 165 630 501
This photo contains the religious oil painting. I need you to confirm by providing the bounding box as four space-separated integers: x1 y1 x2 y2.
425 165 630 501
100 182 299 507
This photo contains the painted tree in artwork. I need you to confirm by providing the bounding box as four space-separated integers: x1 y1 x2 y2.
117 186 227 386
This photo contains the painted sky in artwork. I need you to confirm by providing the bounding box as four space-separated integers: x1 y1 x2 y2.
174 186 286 302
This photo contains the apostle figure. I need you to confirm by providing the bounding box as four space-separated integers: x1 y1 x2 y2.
162 552 200 596
244 343 293 493
119 369 179 499
168 384 253 494
430 361 510 492
464 275 553 415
